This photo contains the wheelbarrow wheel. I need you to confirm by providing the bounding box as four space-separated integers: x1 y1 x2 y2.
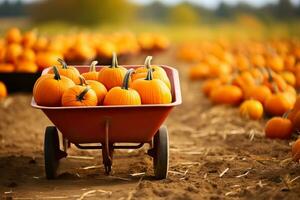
44 126 60 179
153 126 169 180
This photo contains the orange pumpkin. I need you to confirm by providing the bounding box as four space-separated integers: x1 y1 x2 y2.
61 85 98 107
189 63 210 80
265 117 293 139
5 43 22 63
210 85 243 105
201 79 222 97
267 55 284 73
280 71 296 86
33 36 48 52
0 63 15 73
265 93 294 116
98 53 127 90
104 69 141 105
81 61 99 81
295 64 300 89
15 60 38 73
239 99 263 120
36 51 63 70
246 85 272 104
33 66 75 106
251 54 265 68
132 56 171 89
263 69 287 93
6 27 22 44
0 81 7 100
18 48 35 62
48 58 81 84
85 79 107 105
132 68 171 104
22 30 37 48
292 139 300 162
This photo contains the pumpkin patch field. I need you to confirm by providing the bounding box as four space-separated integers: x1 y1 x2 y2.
1 36 300 199
1 1 300 197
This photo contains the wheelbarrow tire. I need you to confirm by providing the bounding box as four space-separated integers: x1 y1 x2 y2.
44 126 60 180
153 126 169 180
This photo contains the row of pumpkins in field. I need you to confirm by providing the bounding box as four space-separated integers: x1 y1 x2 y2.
0 27 170 73
33 54 172 107
179 39 300 162
180 39 300 119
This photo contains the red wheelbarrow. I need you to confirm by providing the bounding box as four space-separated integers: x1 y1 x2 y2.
31 65 182 180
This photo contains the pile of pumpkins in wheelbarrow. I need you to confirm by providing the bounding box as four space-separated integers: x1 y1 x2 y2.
31 53 181 179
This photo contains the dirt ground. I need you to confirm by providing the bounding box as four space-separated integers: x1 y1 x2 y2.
1 52 300 200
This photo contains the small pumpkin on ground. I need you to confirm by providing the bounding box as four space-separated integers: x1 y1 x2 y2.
104 69 141 105
132 67 171 104
61 84 98 107
246 85 272 105
209 85 242 105
81 61 99 81
239 99 263 120
33 66 75 106
0 81 7 100
132 56 171 89
265 116 293 139
48 58 81 84
265 93 294 116
98 52 127 90
292 139 300 162
188 63 210 80
201 79 222 97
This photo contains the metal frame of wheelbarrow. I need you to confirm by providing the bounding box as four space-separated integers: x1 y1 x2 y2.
32 65 182 180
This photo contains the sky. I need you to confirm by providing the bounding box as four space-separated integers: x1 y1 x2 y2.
1 0 300 9
130 0 300 9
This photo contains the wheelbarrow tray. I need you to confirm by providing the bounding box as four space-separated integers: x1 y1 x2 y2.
31 65 182 144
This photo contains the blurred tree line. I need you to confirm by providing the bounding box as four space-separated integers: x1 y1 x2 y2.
0 0 299 25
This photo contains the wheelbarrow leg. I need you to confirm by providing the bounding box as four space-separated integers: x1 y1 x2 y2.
102 119 113 175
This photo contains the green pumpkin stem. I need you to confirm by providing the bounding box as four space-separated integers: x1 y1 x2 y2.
111 52 118 68
53 66 61 80
79 76 87 86
122 69 134 90
144 56 153 69
76 87 90 101
57 58 68 69
90 61 98 72
283 110 291 119
145 67 153 81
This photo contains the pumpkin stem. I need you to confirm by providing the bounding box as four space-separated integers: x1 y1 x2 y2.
283 110 291 119
144 56 153 69
122 69 134 90
111 52 118 68
90 61 98 72
76 87 90 101
52 66 61 80
78 76 87 86
57 58 68 69
266 67 273 82
145 67 153 81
